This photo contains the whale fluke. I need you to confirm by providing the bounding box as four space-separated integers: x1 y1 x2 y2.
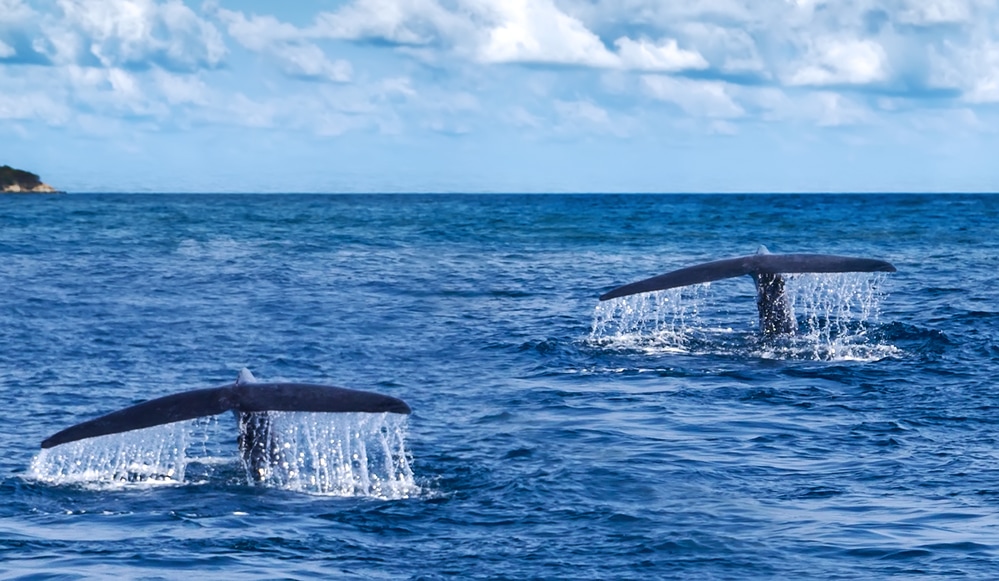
599 247 896 335
600 252 895 302
41 386 233 449
41 372 411 449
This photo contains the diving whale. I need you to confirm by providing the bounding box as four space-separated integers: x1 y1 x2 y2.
41 369 411 480
600 246 896 335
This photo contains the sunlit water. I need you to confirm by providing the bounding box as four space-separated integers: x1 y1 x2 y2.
1 194 997 579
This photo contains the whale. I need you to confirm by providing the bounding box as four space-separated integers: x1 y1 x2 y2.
600 246 896 336
40 369 411 480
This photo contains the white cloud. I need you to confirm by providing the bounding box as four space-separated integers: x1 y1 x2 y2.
314 110 369 136
725 84 876 128
733 86 792 121
967 78 999 103
554 99 610 125
313 0 711 71
217 8 351 82
173 79 424 136
557 0 758 32
107 67 139 98
812 92 871 126
152 68 208 105
33 29 73 63
311 0 624 68
272 43 352 82
0 63 169 123
313 0 465 46
903 107 982 135
614 37 707 72
709 119 738 135
378 76 418 99
641 75 744 118
897 0 974 26
6 0 999 157
963 43 999 103
477 0 617 67
67 65 168 116
927 44 962 90
788 37 889 86
0 91 70 123
227 93 278 128
0 0 34 25
47 0 226 70
215 10 300 51
506 105 543 129
65 64 107 90
678 23 765 74
928 40 999 103
157 0 226 64
552 98 632 136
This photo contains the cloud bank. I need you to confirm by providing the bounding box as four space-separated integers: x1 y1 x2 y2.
1 0 996 191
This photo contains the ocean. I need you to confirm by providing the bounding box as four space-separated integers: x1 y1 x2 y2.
1 193 997 579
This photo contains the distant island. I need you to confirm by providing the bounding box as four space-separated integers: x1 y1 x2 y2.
1 165 61 193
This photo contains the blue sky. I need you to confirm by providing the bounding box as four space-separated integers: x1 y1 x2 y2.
1 0 997 193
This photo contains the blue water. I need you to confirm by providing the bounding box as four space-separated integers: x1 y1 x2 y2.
1 194 997 579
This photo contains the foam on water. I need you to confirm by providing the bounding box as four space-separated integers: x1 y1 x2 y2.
29 412 418 498
589 273 898 361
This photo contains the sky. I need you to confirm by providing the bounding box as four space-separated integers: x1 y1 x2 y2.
1 0 997 193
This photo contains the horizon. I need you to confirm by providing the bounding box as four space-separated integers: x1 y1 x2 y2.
2 1 997 194
7 189 996 196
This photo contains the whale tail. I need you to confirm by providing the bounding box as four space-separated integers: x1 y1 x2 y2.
40 369 411 449
599 247 896 335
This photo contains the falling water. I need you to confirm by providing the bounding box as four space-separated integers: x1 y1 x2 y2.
30 421 195 487
774 272 898 361
242 412 418 498
589 273 897 360
29 412 418 498
588 285 712 352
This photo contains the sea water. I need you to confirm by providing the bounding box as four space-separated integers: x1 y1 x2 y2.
1 194 997 578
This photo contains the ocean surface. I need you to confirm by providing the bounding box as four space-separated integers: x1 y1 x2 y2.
1 193 997 579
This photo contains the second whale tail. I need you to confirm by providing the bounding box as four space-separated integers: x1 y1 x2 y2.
600 246 896 335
